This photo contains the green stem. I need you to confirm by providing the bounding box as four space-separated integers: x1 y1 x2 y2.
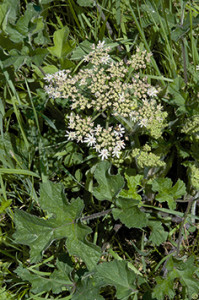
176 196 194 256
91 112 103 122
106 111 110 129
78 208 112 223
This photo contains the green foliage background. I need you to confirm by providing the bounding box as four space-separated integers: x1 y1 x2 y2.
0 0 199 299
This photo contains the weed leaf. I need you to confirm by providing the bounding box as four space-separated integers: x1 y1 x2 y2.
94 260 138 299
92 161 125 201
148 220 168 246
15 259 74 294
48 26 75 58
152 256 199 299
13 181 101 269
113 198 147 229
72 276 104 300
151 178 186 209
119 174 143 200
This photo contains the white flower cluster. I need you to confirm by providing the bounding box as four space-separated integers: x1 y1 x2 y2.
44 41 167 160
44 70 78 99
83 40 111 65
130 99 168 139
66 114 95 143
127 48 152 70
65 114 125 160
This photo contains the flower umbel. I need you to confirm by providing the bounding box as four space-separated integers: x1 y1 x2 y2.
44 41 167 161
131 99 167 139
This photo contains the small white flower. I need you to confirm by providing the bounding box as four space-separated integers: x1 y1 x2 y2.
94 144 101 152
115 140 125 150
114 124 125 137
196 65 199 71
83 55 90 62
65 131 76 141
68 114 76 129
97 41 105 49
95 91 100 97
147 87 158 97
94 124 103 134
156 116 163 122
131 115 137 122
112 147 121 158
99 149 110 160
119 93 125 102
44 74 53 82
57 70 65 77
79 78 86 86
84 134 96 146
53 91 61 98
139 118 148 128
71 103 77 109
67 113 74 120
77 135 83 143
100 55 110 64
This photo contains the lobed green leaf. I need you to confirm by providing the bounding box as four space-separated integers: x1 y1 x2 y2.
92 161 125 201
13 181 101 269
113 198 147 229
151 178 186 210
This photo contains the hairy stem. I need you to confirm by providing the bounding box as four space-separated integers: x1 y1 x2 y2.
176 196 194 256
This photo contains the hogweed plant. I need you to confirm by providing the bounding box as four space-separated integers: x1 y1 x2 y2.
7 36 198 299
40 41 199 299
1 0 199 298
44 41 167 167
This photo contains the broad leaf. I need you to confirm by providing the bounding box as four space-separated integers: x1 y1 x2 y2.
3 48 47 70
113 198 147 229
71 40 93 60
13 181 101 270
0 200 12 213
15 3 38 36
48 26 75 58
15 259 74 294
171 26 188 42
152 275 175 300
152 256 199 299
1 0 19 29
167 77 187 113
171 15 199 42
3 3 41 43
119 174 143 201
95 260 138 299
151 178 186 209
72 276 104 300
148 220 168 246
173 257 199 298
92 161 125 201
